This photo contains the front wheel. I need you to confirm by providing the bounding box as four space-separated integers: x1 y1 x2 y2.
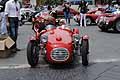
114 20 120 32
80 39 89 66
98 22 108 32
86 17 92 26
27 41 39 67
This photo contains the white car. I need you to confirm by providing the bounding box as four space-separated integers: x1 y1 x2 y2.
20 8 35 23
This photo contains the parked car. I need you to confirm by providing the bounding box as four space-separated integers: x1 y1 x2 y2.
32 10 63 31
52 5 79 18
27 24 89 67
73 8 106 25
97 12 120 32
20 8 35 24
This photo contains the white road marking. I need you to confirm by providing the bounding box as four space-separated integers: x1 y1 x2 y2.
91 59 120 63
0 64 49 69
0 59 120 69
79 58 120 63
0 64 30 69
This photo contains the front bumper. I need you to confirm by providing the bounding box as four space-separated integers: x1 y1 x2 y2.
97 20 113 29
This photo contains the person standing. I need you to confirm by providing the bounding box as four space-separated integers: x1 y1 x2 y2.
63 2 71 25
5 0 21 52
0 0 9 35
78 0 88 27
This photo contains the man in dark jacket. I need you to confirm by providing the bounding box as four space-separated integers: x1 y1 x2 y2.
78 0 88 27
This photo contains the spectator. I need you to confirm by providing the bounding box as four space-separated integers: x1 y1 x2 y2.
106 4 117 13
0 0 9 35
63 2 71 25
78 0 88 27
5 0 21 53
47 5 52 11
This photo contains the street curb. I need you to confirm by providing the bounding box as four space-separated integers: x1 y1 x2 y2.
0 58 120 69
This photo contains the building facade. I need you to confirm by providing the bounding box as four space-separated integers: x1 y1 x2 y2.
65 0 94 5
95 0 120 5
23 0 45 6
65 0 120 5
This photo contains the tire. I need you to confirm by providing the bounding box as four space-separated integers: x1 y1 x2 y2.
98 22 108 32
80 39 89 66
86 17 92 25
70 14 74 18
114 20 120 32
27 41 39 67
98 26 108 32
77 21 80 26
33 22 40 32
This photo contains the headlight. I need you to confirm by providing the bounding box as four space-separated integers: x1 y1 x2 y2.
73 34 80 43
100 16 106 21
39 19 44 23
40 35 48 43
106 20 109 24
42 19 44 23
103 17 107 21
100 16 103 19
96 19 98 23
56 19 59 22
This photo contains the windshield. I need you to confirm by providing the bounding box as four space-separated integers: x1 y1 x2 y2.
45 25 56 30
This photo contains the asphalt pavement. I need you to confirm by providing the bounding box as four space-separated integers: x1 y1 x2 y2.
0 19 120 80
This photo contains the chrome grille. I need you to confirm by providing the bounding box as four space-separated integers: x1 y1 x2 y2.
51 48 69 61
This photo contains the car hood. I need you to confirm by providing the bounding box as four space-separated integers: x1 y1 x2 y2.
43 28 73 44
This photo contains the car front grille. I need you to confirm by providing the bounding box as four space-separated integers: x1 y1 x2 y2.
51 48 69 61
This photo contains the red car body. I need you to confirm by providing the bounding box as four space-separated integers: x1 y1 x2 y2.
73 8 106 25
44 28 74 63
97 13 120 32
32 11 56 31
53 5 79 17
32 11 55 23
27 25 89 67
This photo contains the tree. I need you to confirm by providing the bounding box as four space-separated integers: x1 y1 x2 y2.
36 0 45 5
37 0 64 5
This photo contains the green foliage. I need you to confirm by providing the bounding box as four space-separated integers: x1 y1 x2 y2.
38 0 64 5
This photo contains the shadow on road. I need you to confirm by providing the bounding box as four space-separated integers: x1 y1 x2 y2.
98 30 120 34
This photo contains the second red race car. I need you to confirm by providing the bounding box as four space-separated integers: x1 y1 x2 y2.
52 5 79 18
32 10 57 32
96 10 120 32
73 7 106 25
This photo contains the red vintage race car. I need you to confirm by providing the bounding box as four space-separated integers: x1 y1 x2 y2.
97 12 120 32
32 10 57 31
52 5 79 18
27 25 89 67
73 8 106 25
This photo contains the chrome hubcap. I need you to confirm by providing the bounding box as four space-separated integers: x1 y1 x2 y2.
116 21 120 32
86 18 91 25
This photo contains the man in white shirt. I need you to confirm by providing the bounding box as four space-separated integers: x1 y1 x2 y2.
5 0 21 52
